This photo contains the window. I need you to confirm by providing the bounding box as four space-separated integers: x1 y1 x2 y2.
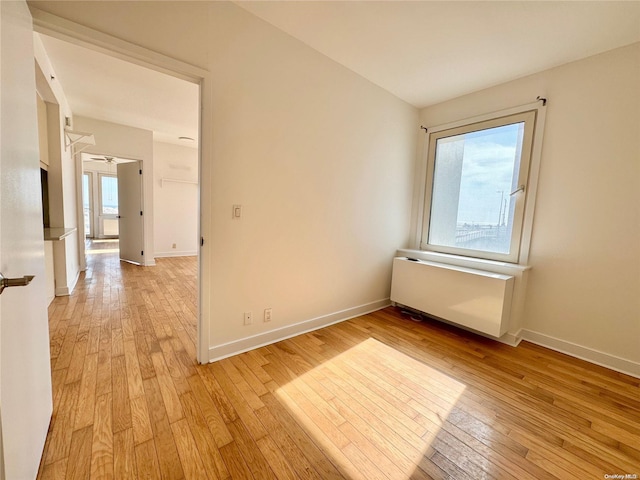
82 173 92 236
100 174 118 215
421 107 542 263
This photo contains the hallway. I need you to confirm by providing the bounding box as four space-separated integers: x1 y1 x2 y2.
39 243 198 478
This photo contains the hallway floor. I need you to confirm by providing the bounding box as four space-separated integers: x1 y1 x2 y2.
38 242 198 478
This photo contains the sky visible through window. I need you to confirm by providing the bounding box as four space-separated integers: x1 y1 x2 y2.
101 175 119 215
456 122 521 227
429 121 524 255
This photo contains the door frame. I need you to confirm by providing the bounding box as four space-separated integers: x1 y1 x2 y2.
30 7 211 364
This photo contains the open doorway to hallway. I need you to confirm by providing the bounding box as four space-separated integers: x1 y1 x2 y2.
82 154 147 265
34 27 201 356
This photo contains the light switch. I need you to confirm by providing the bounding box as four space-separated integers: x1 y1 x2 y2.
233 205 242 219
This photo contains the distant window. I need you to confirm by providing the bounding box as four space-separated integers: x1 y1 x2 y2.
100 174 118 215
421 109 540 263
82 173 91 236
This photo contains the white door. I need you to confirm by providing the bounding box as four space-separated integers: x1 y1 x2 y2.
117 161 144 265
1 1 54 479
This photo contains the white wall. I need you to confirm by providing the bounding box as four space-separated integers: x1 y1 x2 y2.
74 116 155 265
419 43 640 373
33 2 419 359
34 34 81 295
203 4 417 354
153 142 198 257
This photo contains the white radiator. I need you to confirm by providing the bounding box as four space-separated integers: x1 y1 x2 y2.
390 257 514 337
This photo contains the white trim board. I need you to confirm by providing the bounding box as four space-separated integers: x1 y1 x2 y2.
208 299 391 362
29 8 207 82
54 270 80 297
155 251 198 258
521 329 640 379
30 5 212 365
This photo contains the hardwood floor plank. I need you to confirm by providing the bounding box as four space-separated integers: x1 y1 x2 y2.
220 357 266 410
44 381 81 465
150 351 184 424
112 355 133 433
170 418 209 480
54 324 79 372
66 426 93 480
219 441 255 480
113 429 137 480
196 367 240 425
186 374 233 448
180 391 230 480
90 393 114 480
208 362 267 441
134 330 156 380
37 247 640 480
226 420 276 480
253 406 326 480
159 339 191 396
134 440 161 480
38 459 67 480
130 394 154 446
75 352 99 431
142 377 184 478
255 434 297 480
258 394 345 480
123 339 145 399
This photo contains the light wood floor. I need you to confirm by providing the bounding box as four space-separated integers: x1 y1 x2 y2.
37 243 640 479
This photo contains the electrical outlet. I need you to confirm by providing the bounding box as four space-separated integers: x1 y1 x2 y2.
243 311 252 325
172 243 177 249
264 308 272 322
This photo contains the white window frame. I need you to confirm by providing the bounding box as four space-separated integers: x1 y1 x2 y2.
82 172 94 238
98 173 118 216
419 101 546 265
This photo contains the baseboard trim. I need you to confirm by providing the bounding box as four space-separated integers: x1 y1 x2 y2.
499 329 523 347
55 286 69 296
208 298 391 362
68 269 80 294
521 329 640 379
155 251 198 258
54 270 80 297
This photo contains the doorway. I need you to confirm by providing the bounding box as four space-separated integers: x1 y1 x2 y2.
82 154 146 265
32 27 206 362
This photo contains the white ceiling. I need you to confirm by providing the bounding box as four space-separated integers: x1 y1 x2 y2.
37 33 199 146
36 1 640 143
237 1 640 107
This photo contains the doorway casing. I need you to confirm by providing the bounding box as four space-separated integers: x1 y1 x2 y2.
30 7 212 364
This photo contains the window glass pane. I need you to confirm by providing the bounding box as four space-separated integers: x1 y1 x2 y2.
428 122 524 255
83 174 90 236
101 175 118 215
82 174 90 208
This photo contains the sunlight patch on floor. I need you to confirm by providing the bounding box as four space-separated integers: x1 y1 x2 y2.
86 248 119 254
274 337 466 479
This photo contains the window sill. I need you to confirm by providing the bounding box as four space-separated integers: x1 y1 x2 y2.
396 248 530 276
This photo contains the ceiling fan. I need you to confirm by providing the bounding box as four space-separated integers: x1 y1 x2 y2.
89 155 119 164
